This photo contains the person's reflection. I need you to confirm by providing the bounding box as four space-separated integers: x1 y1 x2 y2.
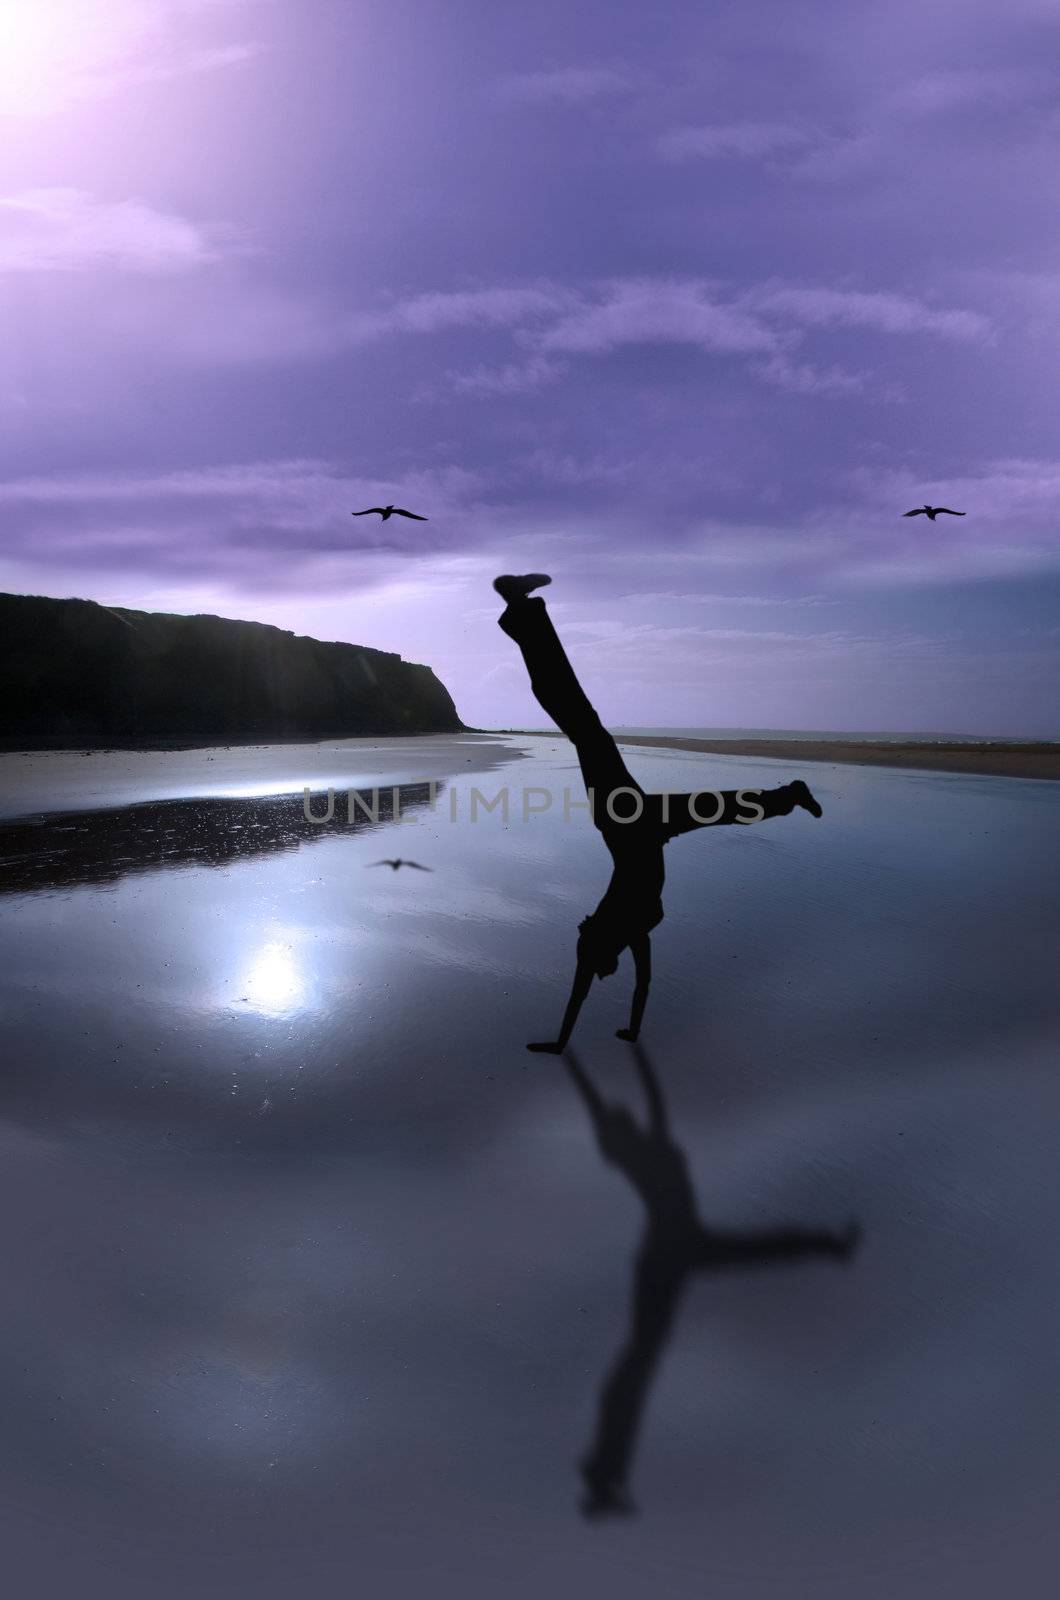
566 1046 859 1517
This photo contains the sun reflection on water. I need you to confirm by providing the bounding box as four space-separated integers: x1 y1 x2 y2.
238 939 307 1016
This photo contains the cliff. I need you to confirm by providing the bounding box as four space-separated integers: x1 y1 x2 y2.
0 592 464 748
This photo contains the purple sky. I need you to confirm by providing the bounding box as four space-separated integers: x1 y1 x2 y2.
2 0 1059 734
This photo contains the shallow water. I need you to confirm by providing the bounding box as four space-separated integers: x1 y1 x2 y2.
1 734 1059 1598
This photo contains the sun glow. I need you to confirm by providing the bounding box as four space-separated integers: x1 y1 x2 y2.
238 940 308 1016
0 0 152 117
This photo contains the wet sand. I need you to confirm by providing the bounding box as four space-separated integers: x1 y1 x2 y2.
504 731 1060 781
0 731 518 821
2 734 1060 1598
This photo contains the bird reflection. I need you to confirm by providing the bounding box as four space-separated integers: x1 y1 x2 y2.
566 1046 859 1517
367 858 433 872
0 781 443 895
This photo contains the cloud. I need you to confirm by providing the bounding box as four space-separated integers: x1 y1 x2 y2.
741 284 992 342
0 189 219 274
846 456 1060 522
533 279 778 356
0 458 484 515
430 356 567 398
558 614 949 665
493 65 636 106
963 268 1060 344
606 529 845 573
0 0 262 118
789 132 886 184
267 286 576 389
786 55 1055 185
98 40 264 93
841 546 1060 587
808 457 1060 587
0 459 492 591
344 277 988 388
658 121 812 161
0 249 993 405
509 448 655 488
751 354 869 396
891 67 1038 117
627 592 837 607
345 285 575 341
0 466 854 619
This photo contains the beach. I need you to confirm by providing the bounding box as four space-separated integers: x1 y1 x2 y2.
2 731 1060 1598
615 735 1060 782
500 731 1060 782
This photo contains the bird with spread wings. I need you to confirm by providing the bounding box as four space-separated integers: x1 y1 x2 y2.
352 504 428 522
902 505 965 520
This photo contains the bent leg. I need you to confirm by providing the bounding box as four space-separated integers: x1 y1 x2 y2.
649 783 801 839
698 1225 853 1269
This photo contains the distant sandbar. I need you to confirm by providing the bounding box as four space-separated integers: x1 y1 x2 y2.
614 735 1060 782
498 731 1060 782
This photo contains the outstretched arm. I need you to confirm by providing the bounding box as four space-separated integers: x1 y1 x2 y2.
563 1052 607 1125
629 1041 668 1138
616 935 651 1043
528 957 595 1053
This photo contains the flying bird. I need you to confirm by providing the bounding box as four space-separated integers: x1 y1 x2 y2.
352 505 428 522
902 505 966 520
367 858 433 872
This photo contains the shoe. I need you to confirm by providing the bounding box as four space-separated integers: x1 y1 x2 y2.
493 573 552 604
788 779 822 818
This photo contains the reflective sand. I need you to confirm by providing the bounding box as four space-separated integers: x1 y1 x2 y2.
1 734 1059 1598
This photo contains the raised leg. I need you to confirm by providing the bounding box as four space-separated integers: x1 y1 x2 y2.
580 1247 687 1515
499 596 643 811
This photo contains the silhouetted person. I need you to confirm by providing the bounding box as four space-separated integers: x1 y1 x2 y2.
567 1047 858 1516
367 858 433 871
902 505 965 520
352 505 429 521
494 574 824 1049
